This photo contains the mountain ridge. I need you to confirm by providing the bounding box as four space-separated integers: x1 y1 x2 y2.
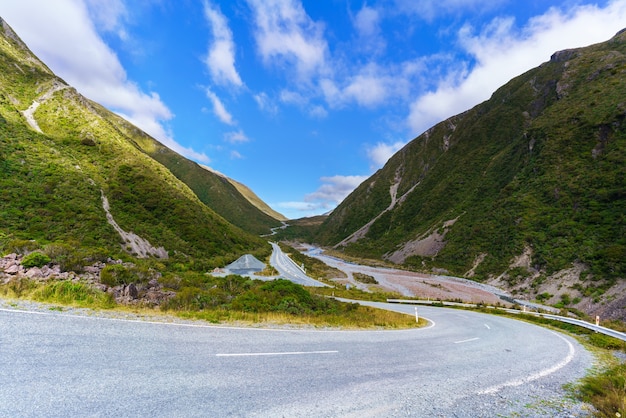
0 16 270 266
313 29 626 320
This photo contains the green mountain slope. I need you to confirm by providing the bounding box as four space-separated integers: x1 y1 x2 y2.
94 109 285 233
200 165 288 222
315 30 626 314
0 17 268 265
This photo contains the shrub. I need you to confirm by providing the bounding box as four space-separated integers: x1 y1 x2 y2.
353 272 378 284
100 264 134 287
21 251 51 268
5 239 40 255
587 333 626 351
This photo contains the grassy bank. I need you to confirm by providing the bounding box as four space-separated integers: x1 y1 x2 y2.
0 276 423 329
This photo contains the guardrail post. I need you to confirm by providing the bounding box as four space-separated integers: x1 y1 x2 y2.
415 307 419 323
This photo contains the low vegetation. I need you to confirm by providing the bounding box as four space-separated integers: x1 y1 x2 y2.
160 275 420 328
353 272 378 284
313 30 626 299
577 362 626 417
0 278 115 309
0 270 422 329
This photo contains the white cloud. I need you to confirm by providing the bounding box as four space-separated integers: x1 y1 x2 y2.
254 92 279 114
279 89 308 106
305 175 368 206
247 0 328 79
277 174 367 218
203 1 243 88
367 140 407 168
205 88 235 125
320 64 408 108
84 0 128 39
407 0 626 135
230 150 243 159
352 4 386 56
354 5 380 38
342 71 393 107
308 105 328 119
224 130 249 143
0 0 211 164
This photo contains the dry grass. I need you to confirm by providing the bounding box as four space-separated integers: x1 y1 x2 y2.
174 305 425 329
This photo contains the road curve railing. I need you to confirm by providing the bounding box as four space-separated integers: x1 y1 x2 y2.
387 298 626 342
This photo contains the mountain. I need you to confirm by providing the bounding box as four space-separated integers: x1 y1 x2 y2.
314 29 626 319
98 111 286 234
200 165 288 223
0 17 270 266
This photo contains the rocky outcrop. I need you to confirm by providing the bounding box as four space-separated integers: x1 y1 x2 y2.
0 253 174 307
101 191 168 259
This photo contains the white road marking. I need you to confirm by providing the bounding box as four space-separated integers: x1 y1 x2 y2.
484 324 491 330
216 350 338 357
454 337 480 344
477 331 576 395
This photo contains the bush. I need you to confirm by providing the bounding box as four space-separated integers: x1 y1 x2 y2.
100 264 134 287
5 239 40 255
21 251 51 268
353 272 378 284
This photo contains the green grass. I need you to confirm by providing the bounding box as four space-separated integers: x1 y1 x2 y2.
0 279 115 309
0 275 424 329
577 362 626 417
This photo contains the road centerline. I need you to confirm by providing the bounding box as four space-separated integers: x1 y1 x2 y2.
216 350 339 357
454 337 480 344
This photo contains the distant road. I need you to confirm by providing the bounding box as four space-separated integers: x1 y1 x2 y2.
269 242 328 287
0 304 592 417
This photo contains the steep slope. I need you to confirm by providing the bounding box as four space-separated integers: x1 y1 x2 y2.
0 17 268 265
315 30 626 316
94 109 285 233
201 166 288 222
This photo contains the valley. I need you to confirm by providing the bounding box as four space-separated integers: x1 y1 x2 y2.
0 7 624 417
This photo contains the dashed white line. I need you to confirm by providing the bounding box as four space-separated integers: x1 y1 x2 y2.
484 324 491 330
216 350 339 357
454 337 480 344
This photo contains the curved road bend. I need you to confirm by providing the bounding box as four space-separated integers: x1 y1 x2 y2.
269 242 328 287
0 304 592 417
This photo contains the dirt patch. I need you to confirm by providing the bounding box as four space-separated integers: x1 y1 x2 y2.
314 250 506 305
385 218 458 264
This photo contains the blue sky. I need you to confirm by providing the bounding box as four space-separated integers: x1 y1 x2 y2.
1 1 626 219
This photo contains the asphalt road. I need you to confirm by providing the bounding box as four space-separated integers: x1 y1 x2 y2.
0 303 593 417
269 242 328 287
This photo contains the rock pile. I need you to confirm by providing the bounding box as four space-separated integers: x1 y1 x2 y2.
0 253 174 307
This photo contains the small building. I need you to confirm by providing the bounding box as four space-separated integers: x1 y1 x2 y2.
225 254 266 275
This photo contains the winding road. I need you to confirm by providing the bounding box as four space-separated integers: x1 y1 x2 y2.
0 302 592 417
269 242 328 287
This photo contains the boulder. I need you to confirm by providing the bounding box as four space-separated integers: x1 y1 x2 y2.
25 267 43 279
4 264 21 275
124 283 138 299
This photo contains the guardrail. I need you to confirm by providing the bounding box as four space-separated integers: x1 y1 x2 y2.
387 298 626 342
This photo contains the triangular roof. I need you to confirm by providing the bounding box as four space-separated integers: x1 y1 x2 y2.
225 254 265 273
